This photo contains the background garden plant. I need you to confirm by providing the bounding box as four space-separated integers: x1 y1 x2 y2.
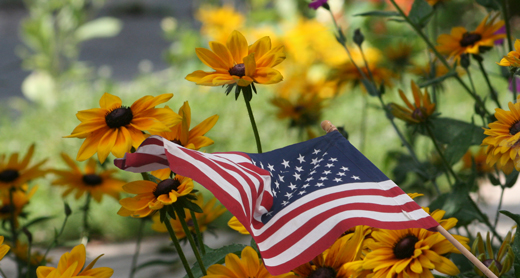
0 0 519 277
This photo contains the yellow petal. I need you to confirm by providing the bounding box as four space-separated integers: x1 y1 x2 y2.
189 115 218 139
196 48 230 70
248 36 271 59
76 129 107 162
256 45 285 68
209 41 234 68
226 30 248 64
253 67 283 84
96 128 118 164
122 180 156 194
98 92 122 110
244 53 257 77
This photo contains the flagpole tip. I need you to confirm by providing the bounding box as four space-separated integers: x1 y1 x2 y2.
321 120 338 133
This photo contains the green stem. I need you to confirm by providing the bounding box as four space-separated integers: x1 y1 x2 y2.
41 209 70 265
425 124 459 184
388 0 491 117
174 206 206 275
492 185 506 236
189 210 205 255
501 0 517 100
9 188 22 277
243 91 262 153
163 214 195 278
475 57 501 109
81 193 91 244
359 46 375 83
129 218 146 278
464 225 474 242
26 241 31 278
468 196 503 243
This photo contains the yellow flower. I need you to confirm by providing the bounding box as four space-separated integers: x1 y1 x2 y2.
65 93 181 163
10 241 48 266
0 144 46 190
186 30 285 87
0 184 37 226
117 175 194 218
384 42 416 72
51 153 125 203
482 99 520 174
203 246 297 278
196 5 245 43
294 226 370 278
36 244 113 278
360 208 469 278
436 14 505 61
151 193 227 239
461 147 493 175
149 101 218 180
270 92 326 130
0 236 10 261
227 216 249 235
389 80 436 124
498 39 520 68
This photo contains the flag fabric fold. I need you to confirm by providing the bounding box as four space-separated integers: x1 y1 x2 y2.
114 131 439 275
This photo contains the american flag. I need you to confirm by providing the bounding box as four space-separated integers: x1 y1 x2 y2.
114 131 439 275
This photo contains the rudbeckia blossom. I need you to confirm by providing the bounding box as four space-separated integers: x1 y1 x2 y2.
65 93 181 163
482 99 520 174
51 153 125 203
436 14 505 61
0 144 46 190
228 216 250 235
498 39 520 68
389 80 436 124
36 244 113 278
0 184 37 226
150 101 218 179
293 226 369 278
202 246 297 278
360 208 469 278
151 193 227 239
10 241 48 265
117 175 194 218
461 147 493 175
472 230 515 277
270 92 326 130
0 236 9 261
196 5 245 43
186 30 285 87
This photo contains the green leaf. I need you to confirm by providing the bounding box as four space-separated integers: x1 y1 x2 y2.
21 216 55 230
499 210 520 277
418 71 458 88
475 0 500 10
408 0 434 28
135 259 179 272
76 17 123 41
505 171 519 188
487 173 501 186
184 200 203 213
427 117 486 146
183 244 247 278
354 11 401 17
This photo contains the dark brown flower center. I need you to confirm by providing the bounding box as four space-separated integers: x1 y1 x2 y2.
171 139 182 146
393 235 419 259
82 174 103 186
412 108 425 121
510 121 520 135
294 105 306 113
0 205 13 214
105 107 133 128
309 267 336 278
460 32 482 47
154 179 181 198
229 63 246 77
0 169 19 182
482 259 503 272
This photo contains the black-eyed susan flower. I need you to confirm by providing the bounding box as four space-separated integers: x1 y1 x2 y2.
472 230 515 277
151 193 226 239
270 92 326 131
482 99 520 174
228 216 250 235
0 236 9 261
65 93 181 163
385 42 416 73
360 208 469 278
10 241 48 266
117 175 193 218
196 5 245 43
0 144 46 190
461 147 493 175
150 101 218 180
0 184 37 226
293 226 369 278
202 246 297 278
36 244 113 278
185 30 285 87
498 39 520 69
51 153 125 203
436 14 505 61
389 80 436 124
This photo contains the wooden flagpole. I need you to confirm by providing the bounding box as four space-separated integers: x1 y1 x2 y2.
320 120 498 278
